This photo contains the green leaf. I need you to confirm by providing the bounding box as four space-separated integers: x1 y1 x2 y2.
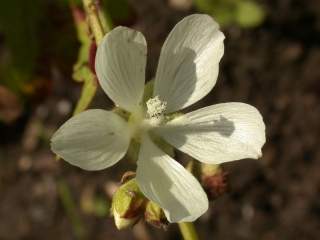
194 0 265 28
93 196 110 217
0 0 44 93
101 0 130 24
194 0 235 26
235 0 266 28
57 179 87 239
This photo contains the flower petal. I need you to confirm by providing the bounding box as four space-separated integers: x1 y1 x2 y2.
95 27 147 112
156 103 266 164
154 14 225 113
136 136 208 222
51 110 131 170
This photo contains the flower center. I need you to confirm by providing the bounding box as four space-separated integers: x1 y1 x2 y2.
145 96 167 126
128 96 167 141
146 95 167 118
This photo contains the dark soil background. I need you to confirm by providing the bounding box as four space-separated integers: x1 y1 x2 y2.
1 0 320 239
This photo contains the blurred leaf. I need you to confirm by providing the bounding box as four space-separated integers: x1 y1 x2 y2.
58 0 82 7
101 0 130 24
194 0 216 13
57 179 87 239
210 4 235 26
93 196 110 217
235 0 266 28
194 0 235 26
0 0 44 93
80 186 110 217
194 0 265 28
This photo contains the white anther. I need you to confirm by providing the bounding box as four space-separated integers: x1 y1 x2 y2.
146 96 167 118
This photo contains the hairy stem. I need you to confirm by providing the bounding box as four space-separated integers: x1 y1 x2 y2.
82 0 105 44
178 222 200 240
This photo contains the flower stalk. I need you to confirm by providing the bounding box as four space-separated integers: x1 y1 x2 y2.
178 222 199 240
82 0 105 44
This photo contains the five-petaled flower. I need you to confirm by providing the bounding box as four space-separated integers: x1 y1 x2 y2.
51 14 266 223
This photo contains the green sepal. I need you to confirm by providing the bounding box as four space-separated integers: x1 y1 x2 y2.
144 201 168 229
112 106 130 121
111 179 147 229
143 79 154 104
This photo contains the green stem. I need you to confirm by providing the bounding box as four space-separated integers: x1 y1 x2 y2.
82 0 105 44
57 179 86 239
178 222 200 240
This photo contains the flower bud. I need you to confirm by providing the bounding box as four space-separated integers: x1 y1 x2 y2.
201 164 228 200
144 201 168 229
111 179 147 230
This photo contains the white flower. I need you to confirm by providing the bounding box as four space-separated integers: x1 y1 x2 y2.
51 14 266 223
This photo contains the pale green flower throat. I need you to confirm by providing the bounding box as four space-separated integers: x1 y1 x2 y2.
128 96 167 140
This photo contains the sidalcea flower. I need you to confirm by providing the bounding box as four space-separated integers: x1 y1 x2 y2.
51 14 265 223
